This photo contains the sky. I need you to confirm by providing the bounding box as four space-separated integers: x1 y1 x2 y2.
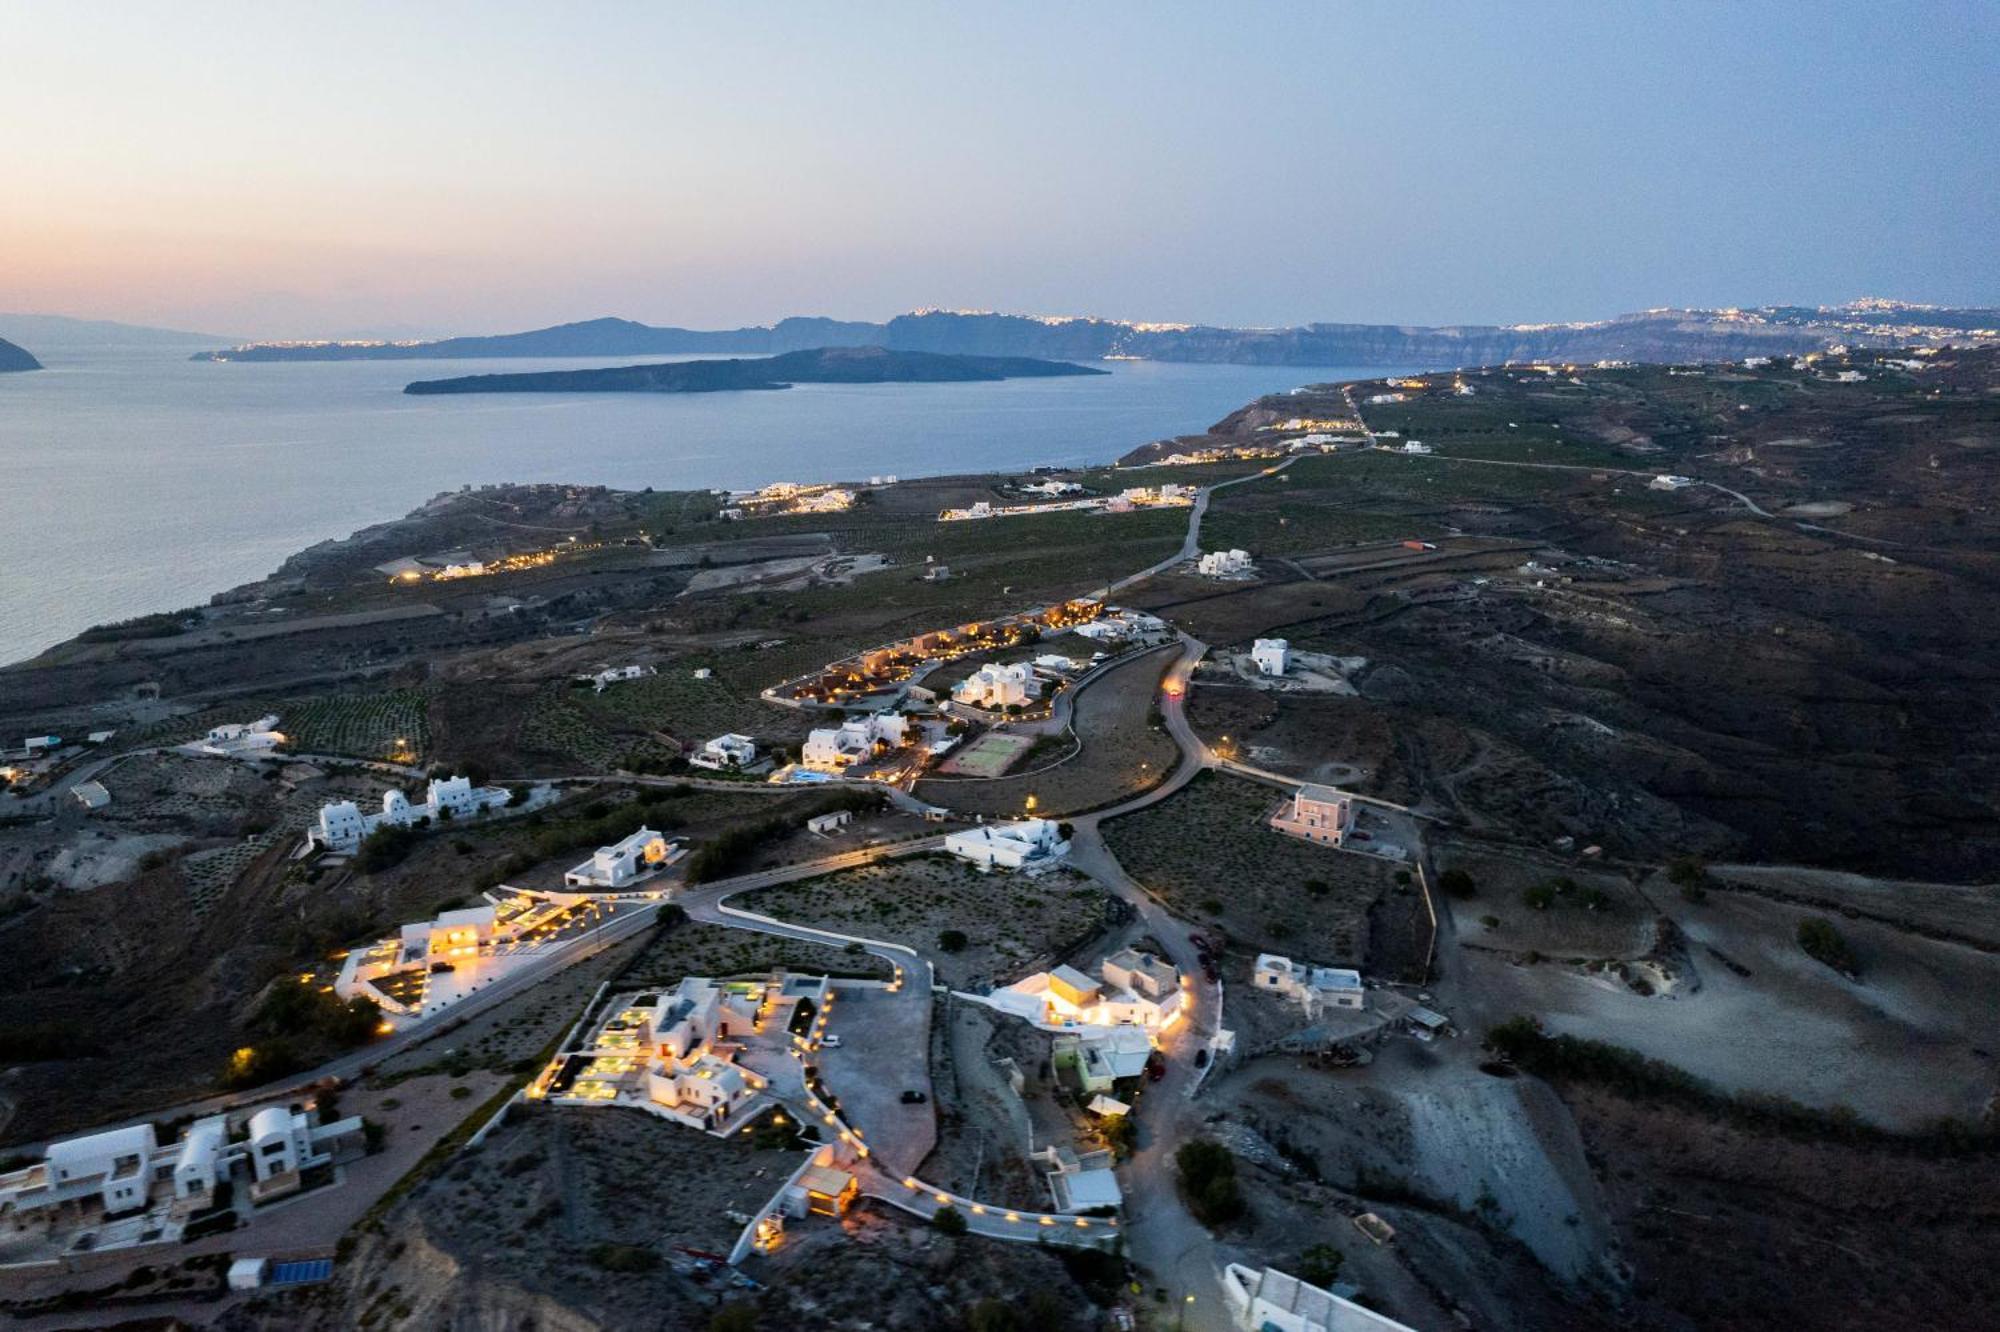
2 1 1994 338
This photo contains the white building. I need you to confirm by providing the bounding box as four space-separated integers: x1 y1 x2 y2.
989 949 1184 1034
564 826 684 888
311 774 511 852
1072 609 1171 645
1270 784 1355 846
0 1108 362 1224
1021 479 1084 496
806 810 852 836
952 661 1041 710
1399 441 1434 455
72 780 111 811
1058 1026 1155 1091
1649 474 1696 491
1197 548 1254 577
1037 1144 1123 1214
587 664 655 692
536 976 808 1136
801 712 909 772
640 978 770 1131
943 818 1070 872
1222 1264 1416 1332
1106 483 1195 513
194 715 285 756
1254 954 1364 1017
1252 638 1291 676
690 733 758 771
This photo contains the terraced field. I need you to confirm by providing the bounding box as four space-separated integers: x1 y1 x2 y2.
283 688 433 760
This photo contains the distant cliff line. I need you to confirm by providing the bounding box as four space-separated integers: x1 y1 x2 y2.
193 301 2000 369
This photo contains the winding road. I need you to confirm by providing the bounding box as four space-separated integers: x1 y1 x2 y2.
15 459 1307 1326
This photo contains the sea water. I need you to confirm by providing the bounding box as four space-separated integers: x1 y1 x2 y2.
0 344 1420 664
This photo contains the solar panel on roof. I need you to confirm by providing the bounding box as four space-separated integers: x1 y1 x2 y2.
269 1258 334 1286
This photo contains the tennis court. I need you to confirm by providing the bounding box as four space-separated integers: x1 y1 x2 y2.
935 731 1034 777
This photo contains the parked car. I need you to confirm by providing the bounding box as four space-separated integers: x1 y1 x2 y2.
900 1089 928 1104
821 1034 843 1048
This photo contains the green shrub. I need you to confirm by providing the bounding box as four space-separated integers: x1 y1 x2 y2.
932 1204 968 1236
1175 1139 1244 1226
1296 1242 1344 1287
355 823 421 873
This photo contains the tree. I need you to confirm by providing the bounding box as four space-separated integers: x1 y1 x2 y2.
1522 881 1557 911
938 929 968 954
1303 878 1330 898
1438 867 1476 899
932 1204 968 1236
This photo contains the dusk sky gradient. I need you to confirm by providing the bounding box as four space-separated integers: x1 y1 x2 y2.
4 1 1995 338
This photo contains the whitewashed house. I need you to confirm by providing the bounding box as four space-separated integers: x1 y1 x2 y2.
691 733 758 771
587 664 656 692
807 810 852 836
1270 783 1355 846
0 1108 362 1223
1058 1026 1154 1091
564 826 684 888
1254 953 1364 1017
1197 548 1254 577
195 715 284 756
802 712 908 771
1252 638 1291 676
943 818 1070 871
952 662 1041 710
310 774 510 852
988 949 1184 1033
1037 1144 1123 1214
641 978 770 1132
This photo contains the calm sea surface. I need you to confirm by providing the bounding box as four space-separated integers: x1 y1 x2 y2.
0 343 1423 666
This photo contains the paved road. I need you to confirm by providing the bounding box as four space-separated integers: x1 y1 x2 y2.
3 839 942 1156
1089 457 1300 600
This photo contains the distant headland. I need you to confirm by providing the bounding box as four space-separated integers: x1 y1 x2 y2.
194 300 2000 370
401 345 1107 395
0 338 43 373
